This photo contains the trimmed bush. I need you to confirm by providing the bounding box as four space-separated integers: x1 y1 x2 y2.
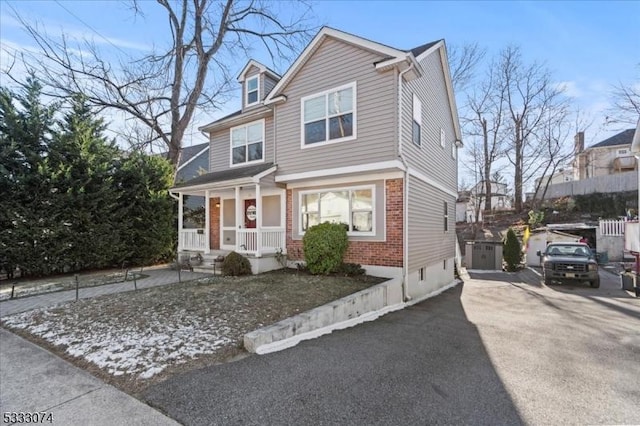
503 228 522 272
302 222 349 275
221 251 252 276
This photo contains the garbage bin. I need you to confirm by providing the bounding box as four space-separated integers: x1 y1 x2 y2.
597 251 608 265
620 272 635 291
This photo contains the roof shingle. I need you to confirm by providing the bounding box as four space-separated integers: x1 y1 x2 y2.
171 162 275 189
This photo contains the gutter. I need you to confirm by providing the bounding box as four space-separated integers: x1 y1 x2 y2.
397 63 415 302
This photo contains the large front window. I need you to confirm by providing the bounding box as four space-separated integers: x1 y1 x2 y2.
300 186 373 234
231 120 264 166
302 83 356 146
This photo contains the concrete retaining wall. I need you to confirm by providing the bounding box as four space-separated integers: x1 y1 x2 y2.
244 277 404 354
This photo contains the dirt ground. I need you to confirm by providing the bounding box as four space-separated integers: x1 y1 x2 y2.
1 269 384 397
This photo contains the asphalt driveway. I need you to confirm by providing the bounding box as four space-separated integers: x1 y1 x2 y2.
143 269 639 425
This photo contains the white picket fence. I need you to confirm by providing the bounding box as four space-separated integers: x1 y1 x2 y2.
599 219 626 236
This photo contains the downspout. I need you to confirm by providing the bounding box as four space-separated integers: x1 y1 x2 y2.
398 62 414 302
168 191 179 200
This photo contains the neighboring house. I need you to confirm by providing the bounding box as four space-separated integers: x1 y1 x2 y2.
470 180 511 213
574 129 637 180
456 190 482 223
533 129 638 200
534 168 574 189
170 27 462 299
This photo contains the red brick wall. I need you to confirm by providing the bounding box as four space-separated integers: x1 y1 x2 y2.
210 197 220 250
286 178 403 267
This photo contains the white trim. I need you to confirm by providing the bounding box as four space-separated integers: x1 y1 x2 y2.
205 190 211 254
275 160 405 183
298 184 376 237
256 184 262 257
285 171 403 189
264 27 406 104
437 45 462 142
414 40 443 62
440 128 445 148
198 107 271 133
300 81 357 149
245 75 260 107
229 118 266 168
408 167 457 198
237 59 281 82
177 146 209 172
252 165 278 182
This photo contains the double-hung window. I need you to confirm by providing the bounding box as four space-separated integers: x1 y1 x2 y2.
302 82 355 146
412 94 421 146
300 186 374 235
246 76 259 106
230 120 264 166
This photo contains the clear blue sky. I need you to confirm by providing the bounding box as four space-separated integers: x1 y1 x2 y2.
1 0 638 149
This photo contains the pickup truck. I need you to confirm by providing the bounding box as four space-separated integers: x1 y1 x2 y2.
537 242 600 288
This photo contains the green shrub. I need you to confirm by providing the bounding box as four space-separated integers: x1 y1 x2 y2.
503 228 522 272
221 251 252 276
302 222 349 275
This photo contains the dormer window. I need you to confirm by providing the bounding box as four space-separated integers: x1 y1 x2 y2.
246 76 259 106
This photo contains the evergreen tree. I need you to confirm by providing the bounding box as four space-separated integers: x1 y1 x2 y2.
0 76 57 276
503 228 522 272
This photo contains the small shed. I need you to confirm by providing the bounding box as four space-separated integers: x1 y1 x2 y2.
465 241 504 270
525 229 582 267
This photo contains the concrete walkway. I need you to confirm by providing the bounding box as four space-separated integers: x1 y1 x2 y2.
0 328 178 426
0 268 210 317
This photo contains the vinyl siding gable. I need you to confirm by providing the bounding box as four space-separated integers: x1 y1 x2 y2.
274 37 398 176
209 115 275 172
401 50 458 193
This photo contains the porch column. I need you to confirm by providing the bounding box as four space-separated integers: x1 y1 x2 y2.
178 193 184 251
235 186 242 252
204 190 210 254
256 183 262 257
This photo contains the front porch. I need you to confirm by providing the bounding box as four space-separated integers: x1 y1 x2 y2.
172 163 286 258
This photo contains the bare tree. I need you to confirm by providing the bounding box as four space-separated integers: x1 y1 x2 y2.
463 58 507 214
606 64 640 127
499 46 566 212
8 0 316 167
447 42 486 94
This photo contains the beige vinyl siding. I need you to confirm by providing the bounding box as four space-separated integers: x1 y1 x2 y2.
209 115 275 172
274 37 397 175
401 50 457 194
407 176 455 271
264 75 278 99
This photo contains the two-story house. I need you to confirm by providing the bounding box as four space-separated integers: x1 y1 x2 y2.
170 27 461 301
574 129 637 179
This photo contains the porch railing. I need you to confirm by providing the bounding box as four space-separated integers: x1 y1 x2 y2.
179 229 207 251
237 228 285 255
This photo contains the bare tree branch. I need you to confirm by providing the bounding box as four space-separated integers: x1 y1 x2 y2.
7 0 317 167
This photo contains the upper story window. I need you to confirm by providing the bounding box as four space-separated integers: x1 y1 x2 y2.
451 139 457 159
300 186 374 235
301 82 356 147
230 119 264 166
617 148 629 156
440 128 446 148
444 201 449 231
412 94 421 146
246 76 259 106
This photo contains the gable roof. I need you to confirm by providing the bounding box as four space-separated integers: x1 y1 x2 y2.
237 59 281 82
409 40 441 57
171 162 276 191
265 26 434 104
588 129 635 149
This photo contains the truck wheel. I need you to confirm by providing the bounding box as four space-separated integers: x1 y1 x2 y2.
543 274 552 286
590 279 600 288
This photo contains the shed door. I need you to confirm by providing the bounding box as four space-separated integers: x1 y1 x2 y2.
472 243 496 270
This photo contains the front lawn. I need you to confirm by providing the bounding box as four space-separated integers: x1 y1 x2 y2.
1 269 384 395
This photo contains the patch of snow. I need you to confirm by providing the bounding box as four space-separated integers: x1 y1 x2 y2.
2 308 234 379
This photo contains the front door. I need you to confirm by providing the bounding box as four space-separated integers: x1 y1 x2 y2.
244 199 257 228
